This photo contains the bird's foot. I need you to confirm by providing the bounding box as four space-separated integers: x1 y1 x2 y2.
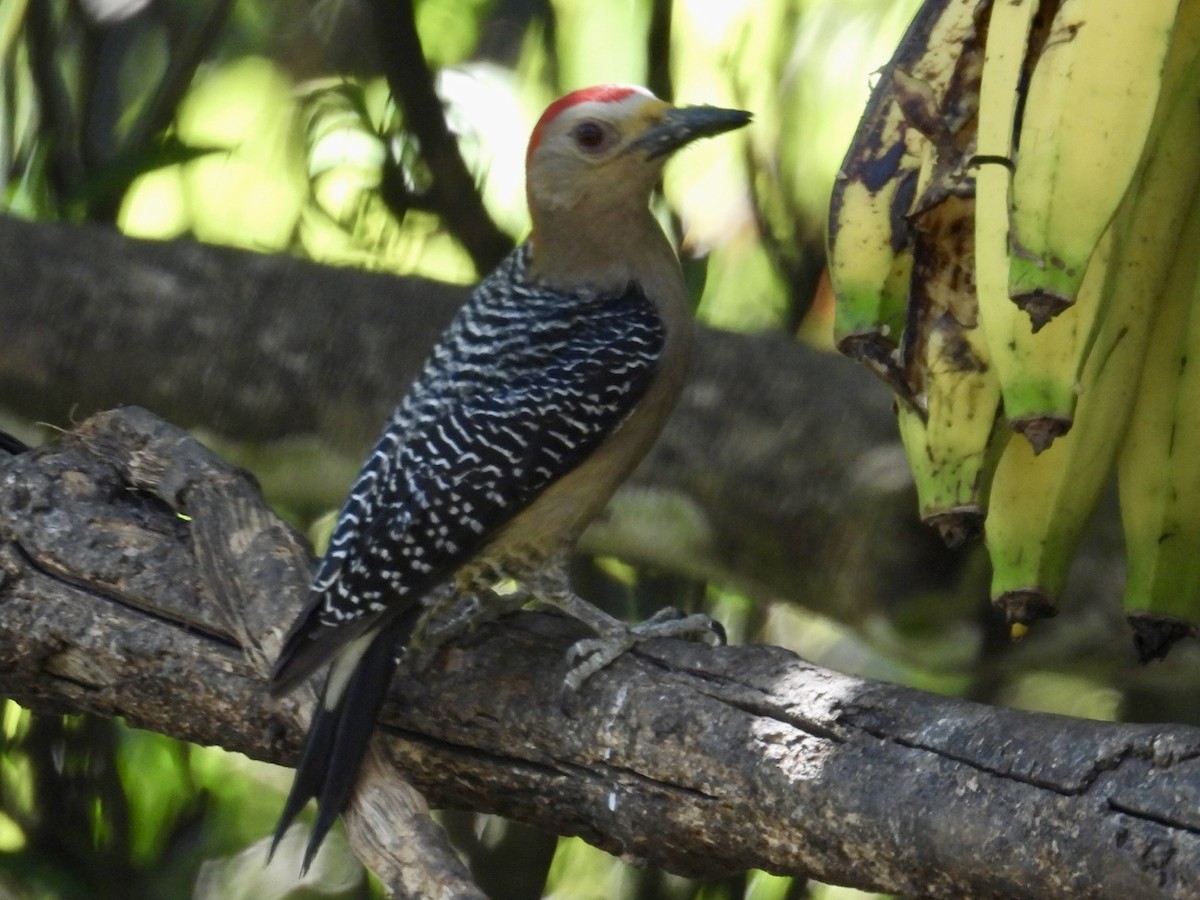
407 588 531 672
559 607 725 710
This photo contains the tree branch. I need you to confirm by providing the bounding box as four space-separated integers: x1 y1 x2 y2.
24 2 82 209
0 405 481 899
0 213 962 632
368 0 514 273
1 406 1197 898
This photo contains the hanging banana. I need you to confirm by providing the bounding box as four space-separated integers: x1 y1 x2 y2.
1007 0 1182 329
900 183 1006 547
830 0 1200 656
985 0 1200 629
1117 190 1200 661
829 0 1012 542
983 230 1122 630
896 287 1006 546
978 0 1183 452
828 0 985 403
1114 16 1200 659
972 0 1069 454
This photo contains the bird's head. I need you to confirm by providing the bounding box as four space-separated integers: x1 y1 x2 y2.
525 85 751 218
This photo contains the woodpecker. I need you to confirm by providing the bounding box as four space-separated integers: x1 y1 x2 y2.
269 84 750 869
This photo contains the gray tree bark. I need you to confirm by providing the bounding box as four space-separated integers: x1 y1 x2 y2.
0 212 1161 706
0 212 968 627
1 406 1198 899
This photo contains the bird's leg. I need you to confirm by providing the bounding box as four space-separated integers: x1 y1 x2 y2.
559 606 726 701
406 585 532 672
525 559 725 708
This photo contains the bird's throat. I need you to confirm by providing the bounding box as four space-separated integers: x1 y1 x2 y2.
528 205 677 296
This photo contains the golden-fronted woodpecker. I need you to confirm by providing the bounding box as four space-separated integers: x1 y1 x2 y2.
269 84 750 869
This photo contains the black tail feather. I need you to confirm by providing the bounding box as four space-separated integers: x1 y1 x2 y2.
0 431 28 455
270 619 407 873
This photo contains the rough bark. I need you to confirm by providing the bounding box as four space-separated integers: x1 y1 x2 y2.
0 212 1180 708
1 407 1197 899
0 213 962 625
0 406 481 898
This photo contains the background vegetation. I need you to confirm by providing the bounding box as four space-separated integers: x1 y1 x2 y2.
0 0 1191 897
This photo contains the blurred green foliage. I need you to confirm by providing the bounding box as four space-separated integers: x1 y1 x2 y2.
0 0 1055 896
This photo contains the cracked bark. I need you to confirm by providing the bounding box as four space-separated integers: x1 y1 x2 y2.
0 213 969 628
1 407 1198 899
0 212 1169 717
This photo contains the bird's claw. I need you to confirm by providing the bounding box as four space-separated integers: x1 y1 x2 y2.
407 589 529 672
635 608 725 647
559 608 725 712
560 631 637 711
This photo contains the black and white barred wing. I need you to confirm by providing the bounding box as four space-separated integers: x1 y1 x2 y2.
269 280 664 694
301 248 536 604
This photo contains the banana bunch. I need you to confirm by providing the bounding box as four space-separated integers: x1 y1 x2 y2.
1116 69 1200 661
829 0 1000 547
828 0 983 407
828 0 1200 653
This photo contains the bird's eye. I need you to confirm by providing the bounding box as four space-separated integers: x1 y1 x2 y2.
572 120 613 153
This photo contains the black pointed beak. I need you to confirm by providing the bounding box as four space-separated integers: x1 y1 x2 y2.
629 104 752 160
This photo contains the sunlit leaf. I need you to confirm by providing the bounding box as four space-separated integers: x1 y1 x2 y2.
0 810 25 852
174 56 307 250
437 64 530 238
671 0 921 332
415 0 491 67
550 0 651 89
116 729 195 865
544 836 641 899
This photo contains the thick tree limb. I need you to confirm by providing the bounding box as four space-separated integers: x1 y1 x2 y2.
1 407 1197 898
0 407 480 898
0 215 468 445
367 0 514 273
5 214 1194 723
0 213 961 624
0 213 1180 706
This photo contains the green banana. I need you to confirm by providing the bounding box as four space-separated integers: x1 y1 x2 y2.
982 238 1107 454
828 0 986 403
832 0 1200 651
973 0 1073 453
1007 0 1181 328
985 1 1200 628
891 0 1036 544
899 181 1007 546
983 229 1120 628
896 321 1007 548
1117 188 1200 661
1113 13 1200 659
830 0 1007 543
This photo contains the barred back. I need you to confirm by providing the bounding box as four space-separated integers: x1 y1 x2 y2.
272 243 665 685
